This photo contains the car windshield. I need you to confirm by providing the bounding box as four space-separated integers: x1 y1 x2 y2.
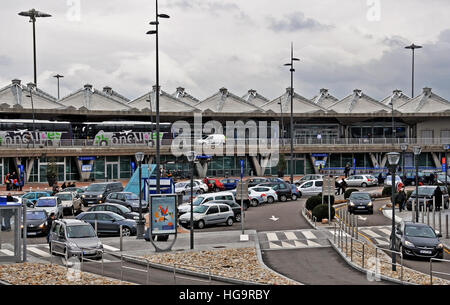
116 205 131 213
124 193 139 200
26 211 47 220
36 199 56 207
56 193 72 201
66 225 97 238
193 206 208 213
411 188 435 196
405 225 437 238
110 213 125 221
176 183 187 188
350 193 371 200
86 184 106 192
192 196 205 206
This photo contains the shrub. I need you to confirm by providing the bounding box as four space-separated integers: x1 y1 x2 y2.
344 188 359 199
305 196 322 211
312 204 336 221
382 186 398 198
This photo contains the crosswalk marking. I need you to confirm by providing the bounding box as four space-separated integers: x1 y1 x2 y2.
301 230 316 239
102 244 120 252
28 247 51 258
266 233 279 242
269 242 282 249
0 249 15 256
379 228 391 236
306 240 321 247
362 229 382 238
375 238 390 246
294 240 307 248
281 241 295 248
284 232 298 240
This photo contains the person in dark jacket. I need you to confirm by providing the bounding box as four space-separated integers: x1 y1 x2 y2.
344 164 350 178
397 187 407 212
434 186 443 211
46 214 55 243
340 178 348 194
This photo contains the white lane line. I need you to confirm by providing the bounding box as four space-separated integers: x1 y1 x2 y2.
268 242 282 249
301 230 317 239
266 233 279 242
102 244 120 252
0 249 15 256
378 228 391 236
375 238 390 246
28 247 51 257
284 232 298 240
362 229 382 238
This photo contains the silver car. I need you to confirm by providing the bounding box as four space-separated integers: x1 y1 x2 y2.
295 174 324 186
49 219 103 260
178 203 235 229
345 175 378 187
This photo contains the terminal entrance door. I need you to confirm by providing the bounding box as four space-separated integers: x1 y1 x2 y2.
106 162 119 181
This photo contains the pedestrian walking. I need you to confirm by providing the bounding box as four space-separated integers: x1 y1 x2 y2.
335 179 341 195
340 178 347 195
430 172 436 185
61 182 67 190
46 214 55 243
4 173 11 191
397 187 407 212
344 164 350 178
377 172 384 185
434 186 443 211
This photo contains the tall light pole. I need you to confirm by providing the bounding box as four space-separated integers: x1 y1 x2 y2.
25 83 37 148
186 151 197 250
405 44 422 98
389 101 396 142
18 9 52 87
387 152 400 271
284 43 300 184
53 74 64 100
413 146 422 223
135 152 145 239
400 144 408 181
147 0 169 194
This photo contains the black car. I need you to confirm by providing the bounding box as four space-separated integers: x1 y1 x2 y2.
210 200 242 222
392 221 444 259
22 209 50 237
87 203 143 221
76 211 137 236
105 192 148 212
246 177 269 188
81 182 123 206
401 171 425 186
347 192 373 214
406 186 449 211
257 182 293 202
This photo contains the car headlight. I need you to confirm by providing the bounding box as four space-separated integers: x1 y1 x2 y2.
133 216 140 220
98 194 103 198
349 202 355 206
82 195 86 198
368 202 373 206
437 243 444 249
404 240 415 248
39 223 45 228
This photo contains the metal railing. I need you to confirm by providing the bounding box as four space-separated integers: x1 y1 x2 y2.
430 258 450 285
173 263 212 285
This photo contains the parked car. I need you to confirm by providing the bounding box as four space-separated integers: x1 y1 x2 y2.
347 192 373 214
294 175 324 186
196 134 226 146
401 171 425 186
21 191 51 205
231 189 263 208
64 187 86 195
297 180 323 197
246 177 268 188
436 172 450 185
175 182 203 195
49 219 103 260
257 181 293 202
203 178 226 192
177 191 235 216
406 186 449 211
87 203 142 221
34 197 64 219
194 179 209 193
220 178 239 190
178 203 235 229
22 209 50 237
249 186 278 203
384 175 403 187
55 191 82 216
105 191 148 212
76 211 137 236
81 182 124 206
392 221 444 259
291 184 300 201
209 200 242 222
265 177 284 183
345 175 378 187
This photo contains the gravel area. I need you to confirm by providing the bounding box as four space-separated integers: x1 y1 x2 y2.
0 263 131 285
142 247 299 285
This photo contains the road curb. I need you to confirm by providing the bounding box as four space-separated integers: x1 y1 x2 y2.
328 238 416 285
0 279 11 285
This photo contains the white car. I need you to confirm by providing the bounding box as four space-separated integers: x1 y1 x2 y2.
33 197 64 219
344 175 378 187
177 191 235 216
384 175 403 187
297 180 323 197
194 179 209 193
175 182 202 195
294 174 324 186
55 191 82 215
249 186 278 204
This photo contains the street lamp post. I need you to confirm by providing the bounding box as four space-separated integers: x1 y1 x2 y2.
147 0 169 194
25 83 37 148
413 146 422 223
18 9 52 87
390 101 396 142
405 44 423 98
284 43 300 184
387 152 401 271
186 151 197 249
135 152 145 239
400 144 408 181
53 74 64 100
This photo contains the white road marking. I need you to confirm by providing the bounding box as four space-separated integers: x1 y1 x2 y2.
269 216 279 221
28 247 51 257
375 238 390 246
362 229 382 238
266 233 279 242
378 228 391 236
281 241 295 248
284 232 298 240
0 249 14 256
102 244 120 252
268 242 282 249
306 240 321 247
301 230 317 239
294 241 307 248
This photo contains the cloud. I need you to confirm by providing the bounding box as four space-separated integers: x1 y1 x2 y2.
267 11 333 32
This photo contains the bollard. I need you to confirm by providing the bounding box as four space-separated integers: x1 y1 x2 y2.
427 209 430 225
446 215 449 239
421 205 424 224
120 225 123 252
439 210 442 236
412 198 415 222
356 215 359 241
362 243 365 269
433 197 436 230
95 220 98 235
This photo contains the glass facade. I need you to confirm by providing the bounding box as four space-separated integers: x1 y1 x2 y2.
350 125 407 138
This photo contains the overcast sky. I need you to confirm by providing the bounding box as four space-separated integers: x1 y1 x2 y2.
1 0 450 102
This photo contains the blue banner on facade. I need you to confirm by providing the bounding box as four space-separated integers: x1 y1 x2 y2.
78 156 96 161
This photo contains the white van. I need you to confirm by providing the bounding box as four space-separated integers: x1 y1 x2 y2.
177 191 235 215
196 134 226 146
297 180 323 197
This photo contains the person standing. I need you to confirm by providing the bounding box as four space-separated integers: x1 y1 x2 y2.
344 164 350 178
397 187 407 212
11 172 18 191
340 178 347 195
46 214 55 243
434 186 443 212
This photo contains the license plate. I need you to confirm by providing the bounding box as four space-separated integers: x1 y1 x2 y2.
27 232 37 236
358 206 365 209
180 220 187 224
420 250 432 254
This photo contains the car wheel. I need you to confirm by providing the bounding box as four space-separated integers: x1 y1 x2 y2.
251 199 259 207
122 227 131 237
361 183 367 188
399 245 407 259
197 220 205 229
291 194 298 201
235 213 241 222
280 195 287 202
267 196 275 204
226 217 234 226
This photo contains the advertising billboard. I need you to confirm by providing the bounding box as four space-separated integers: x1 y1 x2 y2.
150 194 177 235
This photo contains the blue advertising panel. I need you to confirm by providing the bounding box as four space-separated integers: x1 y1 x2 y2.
78 156 96 161
18 164 25 187
240 159 244 180
150 194 177 235
81 164 93 172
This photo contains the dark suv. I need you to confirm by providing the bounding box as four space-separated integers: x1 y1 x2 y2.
105 191 148 212
406 186 449 211
258 181 293 202
81 182 123 206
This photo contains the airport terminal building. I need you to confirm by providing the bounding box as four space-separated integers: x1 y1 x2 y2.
0 79 449 183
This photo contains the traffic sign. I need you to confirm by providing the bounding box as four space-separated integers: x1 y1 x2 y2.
235 182 249 200
322 176 335 196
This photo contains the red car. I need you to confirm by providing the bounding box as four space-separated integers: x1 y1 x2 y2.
203 178 226 192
